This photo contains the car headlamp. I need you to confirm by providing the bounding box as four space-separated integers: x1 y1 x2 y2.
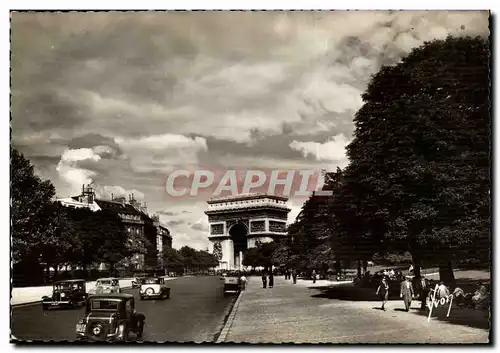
60 293 66 298
93 326 102 336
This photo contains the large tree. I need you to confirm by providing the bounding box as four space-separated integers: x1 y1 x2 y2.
343 36 490 285
11 148 58 263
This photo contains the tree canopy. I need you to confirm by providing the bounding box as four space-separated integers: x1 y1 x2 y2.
340 35 490 283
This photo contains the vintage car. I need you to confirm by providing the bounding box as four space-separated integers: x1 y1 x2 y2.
223 275 241 296
139 277 171 300
75 293 146 342
42 279 87 310
90 278 121 294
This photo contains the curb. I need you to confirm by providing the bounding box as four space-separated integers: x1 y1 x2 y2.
216 288 245 343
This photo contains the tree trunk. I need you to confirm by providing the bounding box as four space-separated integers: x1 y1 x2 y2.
362 260 368 274
413 256 421 279
356 260 361 277
439 260 456 288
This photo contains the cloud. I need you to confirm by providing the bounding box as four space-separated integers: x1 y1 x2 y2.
115 134 208 173
190 217 210 232
11 11 489 250
166 220 184 227
94 185 145 201
157 210 179 216
56 148 101 194
289 133 350 162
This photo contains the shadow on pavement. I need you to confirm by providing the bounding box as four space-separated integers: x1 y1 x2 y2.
310 282 490 331
411 304 490 330
310 283 401 301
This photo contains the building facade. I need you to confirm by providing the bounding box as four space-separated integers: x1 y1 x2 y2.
58 185 173 270
205 193 290 270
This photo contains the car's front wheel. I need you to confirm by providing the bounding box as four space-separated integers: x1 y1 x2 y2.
42 304 48 311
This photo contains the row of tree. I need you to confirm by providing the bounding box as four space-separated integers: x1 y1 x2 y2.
11 147 219 284
162 246 218 274
11 148 148 280
280 36 490 286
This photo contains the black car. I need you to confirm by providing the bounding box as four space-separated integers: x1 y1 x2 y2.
42 279 87 310
75 293 146 342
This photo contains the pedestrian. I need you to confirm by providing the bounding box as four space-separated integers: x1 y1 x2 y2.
261 272 267 289
418 277 430 309
240 274 247 291
437 281 450 299
292 269 297 284
312 269 317 284
376 276 389 311
400 275 415 312
268 272 274 288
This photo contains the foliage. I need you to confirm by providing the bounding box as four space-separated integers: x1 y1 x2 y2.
10 148 58 264
342 36 490 284
61 207 132 270
163 246 219 273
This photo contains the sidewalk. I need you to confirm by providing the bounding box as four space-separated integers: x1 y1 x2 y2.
222 276 490 344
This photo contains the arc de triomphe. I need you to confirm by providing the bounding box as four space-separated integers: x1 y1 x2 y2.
205 193 291 270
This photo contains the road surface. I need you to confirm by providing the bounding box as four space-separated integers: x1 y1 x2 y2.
11 276 237 343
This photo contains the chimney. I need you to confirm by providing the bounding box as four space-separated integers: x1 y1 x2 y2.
111 193 114 201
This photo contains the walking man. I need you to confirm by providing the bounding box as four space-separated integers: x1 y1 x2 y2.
400 275 415 312
376 276 389 311
312 269 317 284
262 272 267 289
418 277 430 309
292 269 297 284
268 272 274 288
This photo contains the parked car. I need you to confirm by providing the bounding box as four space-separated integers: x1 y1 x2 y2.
140 277 171 300
75 293 145 342
91 278 121 294
42 279 87 310
223 275 241 296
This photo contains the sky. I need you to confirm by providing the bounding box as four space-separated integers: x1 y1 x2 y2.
10 10 489 250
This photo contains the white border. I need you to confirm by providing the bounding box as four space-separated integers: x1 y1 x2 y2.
3 2 497 353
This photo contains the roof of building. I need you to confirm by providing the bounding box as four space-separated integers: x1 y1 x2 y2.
94 199 143 215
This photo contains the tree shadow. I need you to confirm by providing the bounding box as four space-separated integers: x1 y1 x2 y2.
411 305 490 330
310 283 401 301
310 280 490 331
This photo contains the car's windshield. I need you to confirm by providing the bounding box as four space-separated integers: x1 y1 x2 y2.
54 283 71 290
91 300 119 310
98 280 111 286
144 278 160 284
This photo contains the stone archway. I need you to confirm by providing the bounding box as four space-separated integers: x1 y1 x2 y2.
229 223 248 270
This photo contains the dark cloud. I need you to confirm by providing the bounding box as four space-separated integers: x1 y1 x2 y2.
166 220 184 227
68 133 120 151
157 210 178 216
191 222 209 231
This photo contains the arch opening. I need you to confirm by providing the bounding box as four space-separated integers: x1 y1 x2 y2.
229 223 248 269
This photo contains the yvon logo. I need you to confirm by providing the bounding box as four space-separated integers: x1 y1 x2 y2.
427 284 454 321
